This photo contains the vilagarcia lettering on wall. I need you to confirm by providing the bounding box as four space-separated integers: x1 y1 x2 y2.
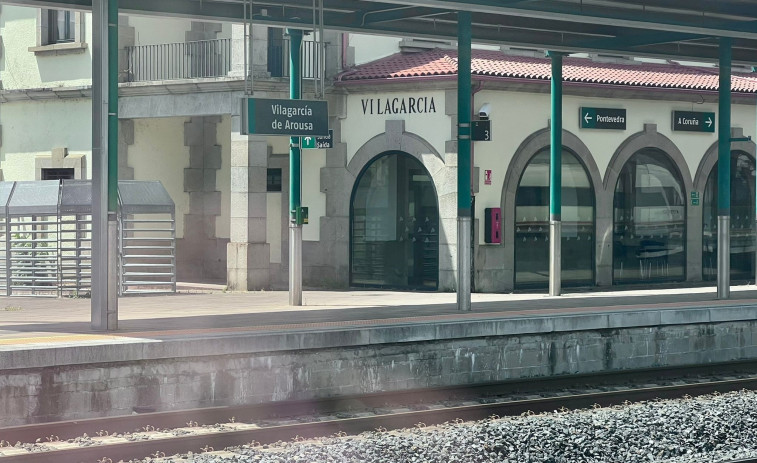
361 97 437 115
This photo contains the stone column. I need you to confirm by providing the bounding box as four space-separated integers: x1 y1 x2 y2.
227 116 270 290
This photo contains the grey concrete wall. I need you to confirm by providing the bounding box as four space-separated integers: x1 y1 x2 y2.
3 306 757 426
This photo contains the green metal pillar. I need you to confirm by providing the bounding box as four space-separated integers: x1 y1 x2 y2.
457 11 472 311
288 28 303 306
108 0 118 213
717 37 732 299
548 51 563 297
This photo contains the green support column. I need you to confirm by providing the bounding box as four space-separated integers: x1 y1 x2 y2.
547 51 563 297
288 28 303 306
717 37 732 299
108 0 118 213
457 11 472 311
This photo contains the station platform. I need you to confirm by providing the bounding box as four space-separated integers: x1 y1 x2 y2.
2 284 757 344
3 285 757 426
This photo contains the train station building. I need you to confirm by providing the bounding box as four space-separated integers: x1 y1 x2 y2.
1 4 756 294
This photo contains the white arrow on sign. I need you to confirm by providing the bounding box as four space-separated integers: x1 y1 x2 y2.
705 117 713 128
584 112 592 124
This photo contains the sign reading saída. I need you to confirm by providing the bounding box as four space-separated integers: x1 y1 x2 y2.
672 111 715 133
243 98 328 136
580 107 626 130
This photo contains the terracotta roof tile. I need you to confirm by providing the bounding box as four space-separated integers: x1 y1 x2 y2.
338 48 757 93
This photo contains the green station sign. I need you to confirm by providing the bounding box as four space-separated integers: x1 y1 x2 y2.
580 107 626 130
673 111 715 133
242 97 328 137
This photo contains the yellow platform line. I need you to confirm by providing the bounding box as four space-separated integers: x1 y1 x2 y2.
0 334 123 345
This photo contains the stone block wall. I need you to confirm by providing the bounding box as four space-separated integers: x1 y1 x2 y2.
177 116 228 281
4 315 757 426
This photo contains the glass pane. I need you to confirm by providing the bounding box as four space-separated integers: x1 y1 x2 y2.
351 154 438 289
515 149 595 288
49 10 74 43
703 151 756 281
613 148 685 283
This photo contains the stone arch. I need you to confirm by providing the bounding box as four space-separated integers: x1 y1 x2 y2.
693 127 756 281
499 127 602 290
345 120 455 290
346 120 445 178
693 127 756 193
603 123 696 282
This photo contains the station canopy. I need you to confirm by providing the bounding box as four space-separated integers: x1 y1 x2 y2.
9 0 757 64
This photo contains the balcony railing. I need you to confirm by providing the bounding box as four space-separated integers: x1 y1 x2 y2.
126 38 232 82
268 38 322 80
125 37 324 83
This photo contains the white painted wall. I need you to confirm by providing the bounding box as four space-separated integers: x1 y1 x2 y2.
0 5 93 90
130 117 190 239
128 15 192 45
471 89 757 244
349 34 401 66
0 99 92 180
343 90 450 166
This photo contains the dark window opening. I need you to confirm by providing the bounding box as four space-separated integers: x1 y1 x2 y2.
48 10 75 44
267 28 285 77
267 168 282 192
41 168 75 180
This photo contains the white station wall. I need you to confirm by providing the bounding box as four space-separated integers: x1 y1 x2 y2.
130 117 190 239
0 99 92 180
471 89 757 245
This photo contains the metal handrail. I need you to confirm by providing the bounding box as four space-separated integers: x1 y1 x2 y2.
125 37 324 83
126 38 232 82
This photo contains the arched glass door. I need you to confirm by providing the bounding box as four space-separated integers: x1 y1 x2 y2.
613 148 685 283
703 151 756 281
514 149 595 288
350 153 439 289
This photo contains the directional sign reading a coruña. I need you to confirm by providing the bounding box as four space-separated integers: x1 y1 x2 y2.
580 107 626 130
243 97 328 136
672 111 715 133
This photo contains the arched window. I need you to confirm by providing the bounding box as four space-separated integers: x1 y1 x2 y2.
350 153 439 289
613 148 685 283
703 151 756 281
515 149 595 288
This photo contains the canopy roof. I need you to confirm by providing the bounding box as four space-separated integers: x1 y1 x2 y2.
9 0 757 64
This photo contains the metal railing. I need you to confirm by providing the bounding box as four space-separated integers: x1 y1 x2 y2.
126 38 232 82
268 38 322 79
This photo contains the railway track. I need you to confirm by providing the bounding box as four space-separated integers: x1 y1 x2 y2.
2 362 757 463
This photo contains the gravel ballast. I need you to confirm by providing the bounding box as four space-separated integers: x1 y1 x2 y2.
150 390 757 463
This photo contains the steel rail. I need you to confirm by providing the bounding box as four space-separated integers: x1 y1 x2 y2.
2 372 757 462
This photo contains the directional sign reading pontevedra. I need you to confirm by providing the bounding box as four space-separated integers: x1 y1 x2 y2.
580 107 627 130
242 98 328 136
672 111 715 133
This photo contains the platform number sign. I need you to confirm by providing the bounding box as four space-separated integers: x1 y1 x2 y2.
472 120 492 141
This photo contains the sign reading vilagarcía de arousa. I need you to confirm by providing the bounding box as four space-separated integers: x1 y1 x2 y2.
672 110 715 133
242 98 329 136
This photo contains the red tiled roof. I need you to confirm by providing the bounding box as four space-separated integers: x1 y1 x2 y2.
337 49 757 93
